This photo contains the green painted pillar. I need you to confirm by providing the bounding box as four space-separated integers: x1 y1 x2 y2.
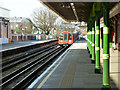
101 28 103 48
91 20 95 64
89 22 92 58
87 23 90 54
102 2 110 88
95 12 101 73
90 3 95 62
87 23 89 52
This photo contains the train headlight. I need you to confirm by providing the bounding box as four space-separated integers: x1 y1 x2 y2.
60 40 63 42
69 40 72 42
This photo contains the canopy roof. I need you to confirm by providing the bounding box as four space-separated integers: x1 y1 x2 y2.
41 2 118 22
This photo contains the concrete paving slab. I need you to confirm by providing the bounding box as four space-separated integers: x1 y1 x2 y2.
30 40 118 89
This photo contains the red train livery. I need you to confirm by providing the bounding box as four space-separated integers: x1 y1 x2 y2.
58 31 79 46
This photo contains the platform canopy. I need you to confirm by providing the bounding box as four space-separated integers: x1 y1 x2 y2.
40 2 117 22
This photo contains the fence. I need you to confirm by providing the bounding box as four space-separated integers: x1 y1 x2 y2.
11 34 56 42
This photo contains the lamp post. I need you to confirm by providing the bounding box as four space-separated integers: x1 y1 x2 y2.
16 24 18 41
22 28 24 41
14 16 17 34
54 27 57 39
32 26 34 34
25 26 27 40
25 26 27 34
15 24 18 34
20 17 22 33
59 25 62 34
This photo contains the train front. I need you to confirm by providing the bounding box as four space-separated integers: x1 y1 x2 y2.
58 32 73 46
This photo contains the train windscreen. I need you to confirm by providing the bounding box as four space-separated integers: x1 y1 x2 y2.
68 34 72 40
64 33 67 42
60 34 63 40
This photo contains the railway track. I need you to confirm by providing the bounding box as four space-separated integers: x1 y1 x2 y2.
2 40 57 58
1 43 66 89
1 44 57 72
1 41 57 64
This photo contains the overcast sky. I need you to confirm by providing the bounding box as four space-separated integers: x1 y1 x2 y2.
0 0 44 18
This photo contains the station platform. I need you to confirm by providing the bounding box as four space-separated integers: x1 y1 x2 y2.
0 39 56 52
28 40 118 89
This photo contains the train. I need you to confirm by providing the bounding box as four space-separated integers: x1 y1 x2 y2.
58 31 79 46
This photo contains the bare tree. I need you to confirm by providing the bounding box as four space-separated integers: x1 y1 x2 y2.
32 8 58 35
26 18 38 34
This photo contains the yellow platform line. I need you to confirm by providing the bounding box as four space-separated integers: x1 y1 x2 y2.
37 49 71 88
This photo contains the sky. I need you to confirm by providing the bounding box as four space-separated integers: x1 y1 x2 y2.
0 0 44 18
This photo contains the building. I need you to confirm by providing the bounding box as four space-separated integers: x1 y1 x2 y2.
10 17 30 34
10 17 39 41
59 22 87 34
0 7 11 44
109 3 120 50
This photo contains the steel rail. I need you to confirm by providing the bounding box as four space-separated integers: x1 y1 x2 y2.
1 44 58 72
1 46 61 88
1 42 57 66
12 47 65 89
